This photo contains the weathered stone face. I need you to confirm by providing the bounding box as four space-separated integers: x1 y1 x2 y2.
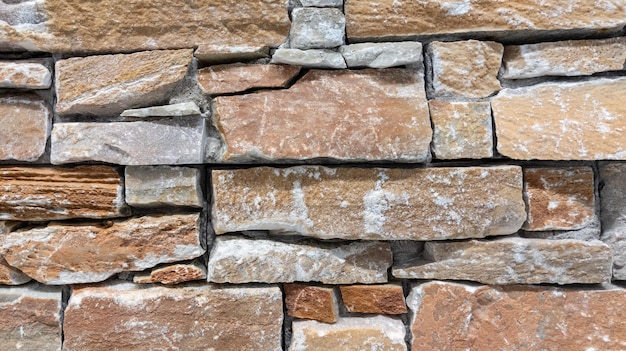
0 283 62 351
194 44 270 65
271 48 347 68
125 166 203 208
393 237 612 285
2 214 204 284
213 68 431 162
207 236 392 284
340 42 423 68
120 102 201 118
408 281 626 350
599 162 626 280
0 60 51 89
132 259 207 285
290 316 407 351
198 64 301 95
63 282 283 351
212 166 525 241
289 8 345 49
0 222 30 285
55 49 192 116
0 166 127 221
284 284 339 323
0 95 51 162
0 0 290 54
339 284 407 315
524 167 595 231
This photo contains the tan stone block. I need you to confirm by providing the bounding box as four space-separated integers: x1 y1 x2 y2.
0 0 289 54
393 237 612 285
55 49 192 116
0 166 128 221
493 78 626 160
503 37 626 79
428 40 503 98
285 284 339 323
63 282 283 351
290 316 407 351
2 214 204 284
599 162 626 280
212 166 525 240
429 100 493 159
0 95 50 162
0 283 62 351
339 284 407 315
408 281 626 351
132 258 207 285
524 167 595 231
213 68 431 162
125 166 203 208
0 60 51 89
198 63 301 95
345 0 626 41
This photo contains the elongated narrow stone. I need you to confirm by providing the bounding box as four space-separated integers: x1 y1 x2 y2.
0 166 127 221
0 95 51 162
2 214 204 285
600 162 626 280
493 78 626 160
393 237 612 285
194 44 270 65
408 281 626 350
63 282 283 351
125 166 203 208
133 259 207 285
0 60 51 89
198 63 301 95
213 69 431 162
340 42 423 68
270 48 347 69
207 236 392 284
285 284 339 323
212 166 525 240
120 102 201 118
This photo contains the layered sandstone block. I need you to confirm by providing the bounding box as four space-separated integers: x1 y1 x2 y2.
600 162 626 280
284 284 339 323
63 282 283 351
198 64 301 95
408 281 626 350
0 95 51 162
339 284 407 314
0 60 51 89
212 166 525 240
125 166 203 208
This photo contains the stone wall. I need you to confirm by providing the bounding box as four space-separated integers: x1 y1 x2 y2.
0 1 625 350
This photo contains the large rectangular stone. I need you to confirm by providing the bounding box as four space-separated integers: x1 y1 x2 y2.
0 95 51 162
63 282 283 351
211 166 525 240
600 162 626 280
492 78 626 160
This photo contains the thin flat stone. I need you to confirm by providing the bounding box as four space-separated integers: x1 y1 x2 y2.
211 166 525 241
198 63 301 95
340 42 423 68
125 166 203 208
599 162 626 280
194 44 270 64
0 95 51 162
120 102 201 118
271 48 347 69
298 0 343 7
133 258 207 285
285 283 339 323
0 60 51 89
207 235 392 284
289 8 345 49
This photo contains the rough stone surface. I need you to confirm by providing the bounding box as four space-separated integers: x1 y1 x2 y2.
290 8 345 49
213 69 431 162
0 0 290 54
493 78 626 160
503 37 626 79
0 283 62 351
207 236 392 284
0 166 127 221
298 0 343 6
284 284 339 323
198 63 301 95
339 284 407 314
429 100 493 159
340 42 422 68
1 214 204 285
51 118 206 165
393 237 612 285
212 166 525 240
290 316 407 351
0 60 51 89
55 49 192 116
120 102 200 118
0 95 51 162
524 167 595 231
125 166 202 208
271 48 347 68
194 45 270 64
600 162 626 280
63 282 283 351
133 258 207 285
428 40 503 98
345 0 626 41
408 281 626 351
0 258 31 286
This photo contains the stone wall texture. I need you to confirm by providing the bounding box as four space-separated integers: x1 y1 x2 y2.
0 1 624 350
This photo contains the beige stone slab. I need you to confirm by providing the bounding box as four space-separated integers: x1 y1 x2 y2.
213 68 431 162
2 214 204 285
212 166 525 240
0 95 51 162
339 284 407 315
393 237 612 285
63 282 283 351
119 102 201 118
125 166 203 208
285 284 339 323
0 166 128 221
599 162 626 280
0 0 289 54
493 78 626 160
0 60 51 89
132 258 207 285
408 281 626 351
198 63 301 95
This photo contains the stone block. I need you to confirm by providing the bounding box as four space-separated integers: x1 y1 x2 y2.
198 63 301 95
339 284 407 314
120 102 201 118
0 60 51 89
290 8 345 49
0 95 51 162
600 162 626 280
285 284 339 323
340 42 422 68
132 258 207 285
125 166 203 208
271 48 347 68
194 45 270 65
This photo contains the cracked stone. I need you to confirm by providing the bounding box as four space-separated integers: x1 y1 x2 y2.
198 63 301 95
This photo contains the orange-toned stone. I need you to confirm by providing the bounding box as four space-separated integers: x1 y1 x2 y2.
524 167 595 231
285 284 339 323
0 60 51 89
408 281 626 351
0 222 30 285
339 284 407 314
0 95 51 162
213 68 431 162
133 259 207 285
198 63 300 95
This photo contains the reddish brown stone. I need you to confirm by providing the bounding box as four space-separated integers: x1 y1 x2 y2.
339 284 407 315
0 95 51 162
133 259 206 285
285 283 339 323
198 63 301 95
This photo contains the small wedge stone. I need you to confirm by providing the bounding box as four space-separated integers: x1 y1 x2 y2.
120 102 201 118
194 45 270 65
133 259 207 285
